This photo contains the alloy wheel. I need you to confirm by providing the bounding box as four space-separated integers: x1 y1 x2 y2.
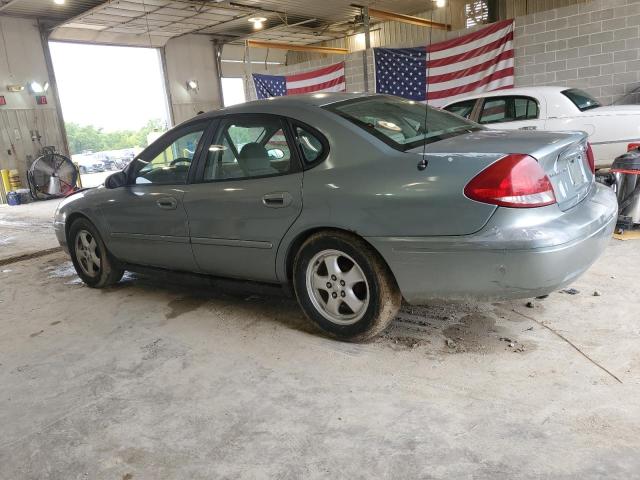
75 229 101 278
305 249 369 325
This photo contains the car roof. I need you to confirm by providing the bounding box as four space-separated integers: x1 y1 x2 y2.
442 86 572 107
197 92 374 119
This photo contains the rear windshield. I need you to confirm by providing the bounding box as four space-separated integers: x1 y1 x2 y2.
562 88 601 111
324 95 482 151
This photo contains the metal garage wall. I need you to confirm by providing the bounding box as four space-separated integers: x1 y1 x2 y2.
163 34 224 125
248 0 640 106
0 17 66 184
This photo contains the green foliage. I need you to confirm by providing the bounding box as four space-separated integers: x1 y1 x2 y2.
65 119 166 155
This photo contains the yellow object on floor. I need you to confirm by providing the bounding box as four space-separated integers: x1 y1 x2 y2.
613 229 640 241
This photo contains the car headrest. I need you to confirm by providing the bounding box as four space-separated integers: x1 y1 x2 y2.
238 143 272 175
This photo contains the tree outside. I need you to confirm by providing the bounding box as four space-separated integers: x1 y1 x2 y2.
65 119 167 155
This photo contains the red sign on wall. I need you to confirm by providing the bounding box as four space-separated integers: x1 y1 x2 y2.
36 95 47 105
0 96 6 106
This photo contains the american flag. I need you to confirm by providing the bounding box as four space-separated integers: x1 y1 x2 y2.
374 20 514 107
253 62 346 99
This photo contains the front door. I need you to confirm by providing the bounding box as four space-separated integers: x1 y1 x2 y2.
184 114 303 282
100 122 208 270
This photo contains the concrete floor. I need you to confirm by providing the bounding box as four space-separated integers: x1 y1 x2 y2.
1 200 639 479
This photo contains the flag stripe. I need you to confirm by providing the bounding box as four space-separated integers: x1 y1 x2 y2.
428 40 513 77
286 68 345 90
426 19 514 54
427 31 514 69
428 78 514 107
287 76 346 95
286 62 344 82
427 57 514 92
427 67 515 100
427 49 514 83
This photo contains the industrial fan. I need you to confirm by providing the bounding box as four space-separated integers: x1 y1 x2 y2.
28 148 78 200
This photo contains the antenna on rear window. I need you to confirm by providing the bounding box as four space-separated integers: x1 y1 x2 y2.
421 6 436 162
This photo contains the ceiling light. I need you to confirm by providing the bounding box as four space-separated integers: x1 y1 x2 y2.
186 80 198 91
43 82 50 92
7 84 24 92
53 0 65 5
248 17 267 30
435 0 446 7
28 81 45 94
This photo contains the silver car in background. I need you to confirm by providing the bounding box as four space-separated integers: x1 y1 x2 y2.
54 93 617 341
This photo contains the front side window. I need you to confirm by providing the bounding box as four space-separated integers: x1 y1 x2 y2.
325 95 481 151
444 99 477 119
479 96 539 124
203 116 292 181
133 127 204 185
562 88 601 111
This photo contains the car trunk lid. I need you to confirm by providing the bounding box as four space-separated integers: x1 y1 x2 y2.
415 129 593 211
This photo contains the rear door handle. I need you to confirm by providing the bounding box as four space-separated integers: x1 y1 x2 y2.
519 126 538 130
262 192 292 208
156 197 178 210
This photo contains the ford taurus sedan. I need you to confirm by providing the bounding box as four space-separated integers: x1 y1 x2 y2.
442 86 640 168
54 93 617 341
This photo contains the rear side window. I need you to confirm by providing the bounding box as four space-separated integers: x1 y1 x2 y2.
295 125 325 165
444 99 476 119
562 88 601 111
479 96 539 124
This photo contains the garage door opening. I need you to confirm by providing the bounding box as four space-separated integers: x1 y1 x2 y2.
221 77 246 107
49 42 170 187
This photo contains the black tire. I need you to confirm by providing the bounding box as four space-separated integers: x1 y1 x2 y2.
68 217 124 288
293 231 401 342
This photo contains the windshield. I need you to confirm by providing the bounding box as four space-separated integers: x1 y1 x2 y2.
324 95 482 151
562 88 601 111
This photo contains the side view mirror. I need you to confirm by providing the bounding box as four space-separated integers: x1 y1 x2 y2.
104 171 127 189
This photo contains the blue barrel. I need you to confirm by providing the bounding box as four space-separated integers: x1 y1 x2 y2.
6 191 20 206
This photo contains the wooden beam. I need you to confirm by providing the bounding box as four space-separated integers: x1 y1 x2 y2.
368 7 450 31
247 40 348 55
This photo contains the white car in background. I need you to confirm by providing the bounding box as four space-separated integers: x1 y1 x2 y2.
443 86 640 168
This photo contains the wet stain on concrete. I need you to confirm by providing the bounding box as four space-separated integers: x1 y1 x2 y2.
29 330 44 338
50 321 61 326
165 295 209 320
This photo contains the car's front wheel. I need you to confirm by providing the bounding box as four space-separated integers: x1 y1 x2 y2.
293 231 401 341
69 218 123 288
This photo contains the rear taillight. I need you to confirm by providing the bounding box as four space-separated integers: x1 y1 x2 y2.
586 143 596 174
627 143 640 152
464 154 556 208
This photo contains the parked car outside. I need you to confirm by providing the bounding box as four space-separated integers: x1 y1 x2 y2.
54 93 617 341
442 86 640 168
71 153 106 174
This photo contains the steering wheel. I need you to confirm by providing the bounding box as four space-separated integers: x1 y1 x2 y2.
170 157 191 166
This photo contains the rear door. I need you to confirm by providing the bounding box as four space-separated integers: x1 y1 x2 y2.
478 96 545 131
99 122 209 270
184 114 303 282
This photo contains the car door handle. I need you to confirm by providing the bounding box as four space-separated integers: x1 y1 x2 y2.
156 197 178 210
262 192 292 208
519 126 538 130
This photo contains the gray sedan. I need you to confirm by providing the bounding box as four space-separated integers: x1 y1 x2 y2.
54 93 617 341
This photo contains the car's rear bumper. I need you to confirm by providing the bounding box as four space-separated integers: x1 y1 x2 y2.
367 183 618 303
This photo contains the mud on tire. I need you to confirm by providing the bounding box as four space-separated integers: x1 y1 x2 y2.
293 230 401 342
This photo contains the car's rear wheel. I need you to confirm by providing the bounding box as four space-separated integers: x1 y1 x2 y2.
293 231 401 341
69 218 123 288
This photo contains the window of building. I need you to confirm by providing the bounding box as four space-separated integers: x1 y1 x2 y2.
465 0 489 28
